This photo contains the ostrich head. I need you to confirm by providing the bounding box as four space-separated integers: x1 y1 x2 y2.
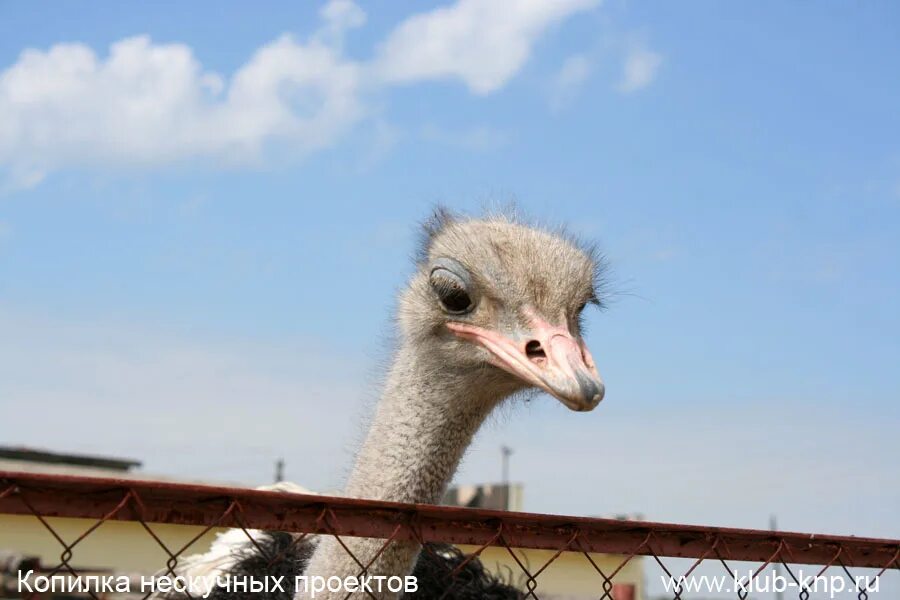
399 211 605 412
298 211 609 597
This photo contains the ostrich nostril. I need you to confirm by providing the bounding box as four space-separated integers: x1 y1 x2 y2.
525 340 546 364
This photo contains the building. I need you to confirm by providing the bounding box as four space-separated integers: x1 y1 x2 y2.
0 447 225 585
444 482 525 511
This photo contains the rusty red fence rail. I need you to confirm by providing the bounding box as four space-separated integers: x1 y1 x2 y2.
2 470 898 599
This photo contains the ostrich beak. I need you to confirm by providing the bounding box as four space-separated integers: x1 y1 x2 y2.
446 316 604 412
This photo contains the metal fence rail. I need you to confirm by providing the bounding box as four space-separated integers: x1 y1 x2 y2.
2 471 898 600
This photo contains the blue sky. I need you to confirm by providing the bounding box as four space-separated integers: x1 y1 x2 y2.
1 0 898 568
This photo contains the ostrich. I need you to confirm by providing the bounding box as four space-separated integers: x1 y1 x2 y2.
168 210 606 600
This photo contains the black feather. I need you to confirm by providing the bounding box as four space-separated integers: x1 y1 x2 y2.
415 206 457 265
193 533 522 600
408 543 523 599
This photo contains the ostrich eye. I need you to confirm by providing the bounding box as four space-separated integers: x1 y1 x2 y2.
430 267 474 314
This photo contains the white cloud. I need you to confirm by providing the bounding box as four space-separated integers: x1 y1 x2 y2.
374 0 600 94
0 0 598 189
317 0 367 49
320 0 367 33
615 44 662 93
548 53 591 112
0 29 364 189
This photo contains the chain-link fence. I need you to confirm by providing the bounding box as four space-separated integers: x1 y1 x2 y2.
1 471 897 600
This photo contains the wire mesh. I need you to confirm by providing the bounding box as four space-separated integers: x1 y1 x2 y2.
1 471 897 600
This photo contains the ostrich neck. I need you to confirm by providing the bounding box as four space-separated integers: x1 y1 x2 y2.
345 346 496 504
298 344 504 599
